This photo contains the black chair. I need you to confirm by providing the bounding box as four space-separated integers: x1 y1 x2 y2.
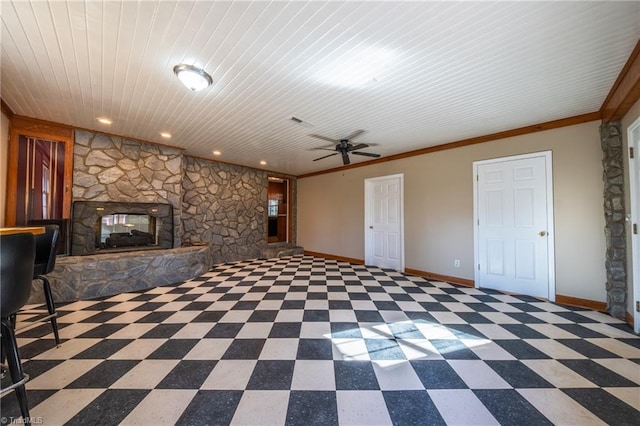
32 225 61 345
1 232 36 423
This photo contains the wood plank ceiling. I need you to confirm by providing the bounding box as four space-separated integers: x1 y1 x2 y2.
2 1 639 176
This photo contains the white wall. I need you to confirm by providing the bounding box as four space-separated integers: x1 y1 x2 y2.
0 111 9 227
298 121 607 302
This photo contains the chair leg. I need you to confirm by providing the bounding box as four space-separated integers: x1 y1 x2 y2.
1 320 31 424
38 276 60 345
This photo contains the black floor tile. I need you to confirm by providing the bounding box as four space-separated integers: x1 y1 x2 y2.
495 340 550 359
269 322 302 338
365 339 406 360
73 339 133 359
383 390 446 425
330 322 362 339
430 339 479 360
221 339 266 359
410 360 467 389
557 339 620 358
65 389 149 426
246 360 295 390
147 339 199 359
286 391 338 426
67 360 140 388
205 323 244 338
559 360 637 387
474 389 553 426
334 361 380 390
156 360 217 389
486 361 553 388
176 390 243 425
297 339 334 360
563 388 640 425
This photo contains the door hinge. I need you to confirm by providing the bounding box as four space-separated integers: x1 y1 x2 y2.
634 223 638 235
636 300 640 312
476 174 479 182
631 147 635 159
478 263 480 270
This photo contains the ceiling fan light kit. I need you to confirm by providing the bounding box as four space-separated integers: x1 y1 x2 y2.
311 130 381 165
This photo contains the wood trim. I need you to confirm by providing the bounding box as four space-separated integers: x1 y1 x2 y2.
298 112 601 179
1 99 14 117
303 250 364 265
6 117 74 225
625 311 634 327
404 267 474 287
12 114 184 152
601 39 640 123
555 294 607 312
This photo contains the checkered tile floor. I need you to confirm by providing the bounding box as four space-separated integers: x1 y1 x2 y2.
2 255 639 425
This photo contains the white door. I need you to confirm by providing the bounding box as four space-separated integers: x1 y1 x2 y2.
365 174 404 271
474 152 555 300
628 117 640 333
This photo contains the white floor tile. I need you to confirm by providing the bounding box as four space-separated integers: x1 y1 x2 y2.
291 360 336 390
428 389 499 426
31 389 104 425
447 360 511 389
27 359 102 389
111 360 179 389
121 389 197 425
372 360 424 390
522 360 598 388
231 390 290 426
518 389 606 426
337 391 392 426
200 360 257 390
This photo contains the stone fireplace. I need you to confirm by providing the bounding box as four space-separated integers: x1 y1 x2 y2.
71 201 173 255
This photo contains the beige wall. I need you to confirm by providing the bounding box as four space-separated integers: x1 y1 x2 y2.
298 121 607 302
0 111 9 227
622 98 640 315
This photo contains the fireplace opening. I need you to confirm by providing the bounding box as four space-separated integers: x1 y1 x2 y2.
99 213 160 249
71 201 173 255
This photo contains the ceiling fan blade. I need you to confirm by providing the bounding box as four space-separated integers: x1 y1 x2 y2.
311 147 336 151
309 134 338 143
345 129 365 140
341 151 351 165
352 151 381 158
350 143 369 151
313 152 339 161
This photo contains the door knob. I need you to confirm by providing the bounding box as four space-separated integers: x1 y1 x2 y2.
369 226 373 229
539 231 547 237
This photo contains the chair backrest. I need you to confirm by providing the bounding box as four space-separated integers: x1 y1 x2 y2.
34 224 60 274
1 233 36 316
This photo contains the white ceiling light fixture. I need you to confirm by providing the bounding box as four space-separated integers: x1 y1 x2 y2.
173 64 213 91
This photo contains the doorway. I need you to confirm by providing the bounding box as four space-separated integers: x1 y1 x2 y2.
364 174 405 271
473 151 555 300
267 177 290 243
628 117 640 333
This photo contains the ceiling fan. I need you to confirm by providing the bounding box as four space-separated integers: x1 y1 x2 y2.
310 130 381 165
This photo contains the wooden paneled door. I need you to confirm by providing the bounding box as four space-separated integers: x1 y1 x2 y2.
5 116 74 226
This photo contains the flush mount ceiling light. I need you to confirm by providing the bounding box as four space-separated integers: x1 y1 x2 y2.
173 64 213 91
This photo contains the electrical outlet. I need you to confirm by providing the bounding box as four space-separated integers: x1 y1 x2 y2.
454 259 460 268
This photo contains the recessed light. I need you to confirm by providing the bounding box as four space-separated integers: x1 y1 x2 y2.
260 160 267 166
97 117 112 125
212 150 221 156
160 132 171 139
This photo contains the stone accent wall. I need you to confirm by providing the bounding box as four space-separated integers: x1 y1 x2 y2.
28 245 211 303
600 122 627 319
182 156 269 264
73 130 184 246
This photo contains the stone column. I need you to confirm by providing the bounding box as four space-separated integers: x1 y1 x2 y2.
600 122 627 319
